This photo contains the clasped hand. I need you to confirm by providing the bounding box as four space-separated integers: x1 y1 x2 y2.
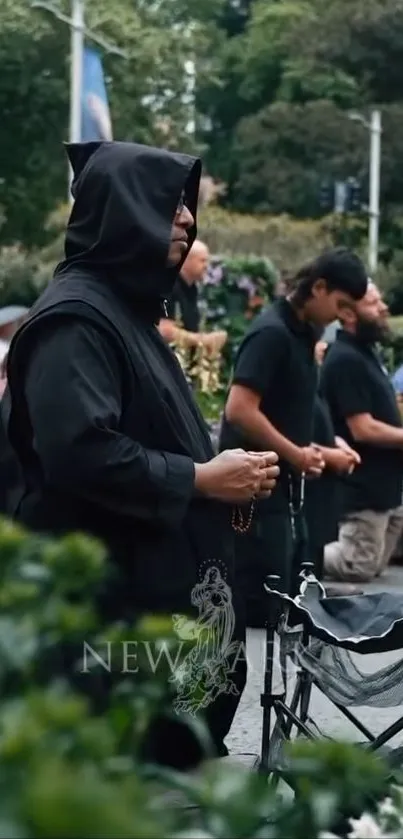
194 448 280 504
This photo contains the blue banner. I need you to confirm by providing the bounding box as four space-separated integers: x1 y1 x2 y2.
81 45 113 141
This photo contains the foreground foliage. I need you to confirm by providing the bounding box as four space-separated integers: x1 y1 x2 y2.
0 516 398 837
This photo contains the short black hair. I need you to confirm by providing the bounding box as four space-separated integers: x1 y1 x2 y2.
292 248 368 305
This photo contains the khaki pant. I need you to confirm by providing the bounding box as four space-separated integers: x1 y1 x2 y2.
324 506 403 583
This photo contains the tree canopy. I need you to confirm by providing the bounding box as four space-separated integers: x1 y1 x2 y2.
200 0 403 223
1 0 403 247
0 0 225 244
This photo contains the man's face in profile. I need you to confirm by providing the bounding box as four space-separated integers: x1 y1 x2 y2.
341 283 391 343
182 243 210 284
168 192 194 266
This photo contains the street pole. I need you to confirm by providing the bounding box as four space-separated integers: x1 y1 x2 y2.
31 0 126 201
368 109 382 275
184 22 196 139
68 0 85 198
184 58 196 138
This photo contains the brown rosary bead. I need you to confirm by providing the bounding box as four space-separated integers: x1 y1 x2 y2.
231 498 255 534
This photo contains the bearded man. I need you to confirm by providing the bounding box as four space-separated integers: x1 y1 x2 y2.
321 282 403 582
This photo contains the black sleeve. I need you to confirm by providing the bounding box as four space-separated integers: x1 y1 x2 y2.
23 321 195 527
321 355 371 418
232 325 288 396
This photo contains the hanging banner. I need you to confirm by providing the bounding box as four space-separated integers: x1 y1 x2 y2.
81 45 113 141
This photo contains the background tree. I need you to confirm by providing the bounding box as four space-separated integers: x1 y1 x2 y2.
3 0 403 285
0 0 225 246
198 0 403 218
228 101 403 220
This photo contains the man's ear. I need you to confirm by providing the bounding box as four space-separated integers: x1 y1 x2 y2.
339 304 356 327
311 278 327 296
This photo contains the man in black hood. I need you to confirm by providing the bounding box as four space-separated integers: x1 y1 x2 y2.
2 141 279 767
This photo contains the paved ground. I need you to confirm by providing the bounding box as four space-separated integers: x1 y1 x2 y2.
227 564 403 760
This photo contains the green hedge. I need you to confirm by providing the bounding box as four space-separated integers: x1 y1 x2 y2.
198 206 335 263
1 204 402 391
0 204 346 311
384 316 403 371
0 245 42 308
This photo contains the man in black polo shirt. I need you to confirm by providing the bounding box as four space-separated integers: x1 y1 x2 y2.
165 239 210 331
321 282 403 582
220 249 368 626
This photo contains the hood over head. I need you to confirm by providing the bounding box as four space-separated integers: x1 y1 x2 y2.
57 140 201 304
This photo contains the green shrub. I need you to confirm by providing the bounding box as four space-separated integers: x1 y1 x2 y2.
0 244 42 308
0 203 366 314
199 205 335 264
384 316 403 371
0 204 66 310
0 517 200 837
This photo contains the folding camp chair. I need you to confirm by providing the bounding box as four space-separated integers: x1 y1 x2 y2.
259 562 403 783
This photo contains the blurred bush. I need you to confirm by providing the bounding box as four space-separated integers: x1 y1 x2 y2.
0 203 368 313
39 203 338 272
386 315 403 371
0 203 67 311
0 244 43 308
199 205 334 265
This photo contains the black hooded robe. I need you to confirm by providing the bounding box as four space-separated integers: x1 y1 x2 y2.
3 141 246 768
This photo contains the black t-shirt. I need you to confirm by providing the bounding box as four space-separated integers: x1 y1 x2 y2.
305 394 339 549
320 330 403 513
220 298 318 509
165 276 200 332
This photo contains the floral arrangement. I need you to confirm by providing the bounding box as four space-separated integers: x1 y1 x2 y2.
200 254 277 330
198 254 278 389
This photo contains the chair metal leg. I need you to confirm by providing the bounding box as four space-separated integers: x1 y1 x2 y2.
369 715 403 752
260 570 321 776
274 670 303 742
259 575 285 775
260 619 275 771
334 704 376 742
298 629 315 726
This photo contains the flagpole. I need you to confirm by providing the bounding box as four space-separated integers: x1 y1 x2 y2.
68 0 84 199
31 0 127 200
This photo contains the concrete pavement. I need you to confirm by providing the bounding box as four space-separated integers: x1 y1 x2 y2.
227 564 403 760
